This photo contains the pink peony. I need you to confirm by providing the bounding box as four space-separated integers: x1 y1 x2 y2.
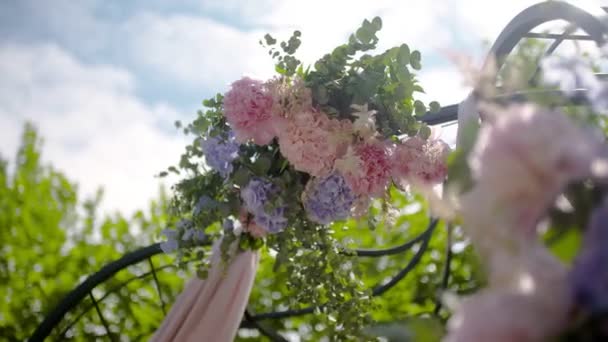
392 136 450 186
335 140 392 197
266 77 312 119
223 77 275 145
276 110 352 177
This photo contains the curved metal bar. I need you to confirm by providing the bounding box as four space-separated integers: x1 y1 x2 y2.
250 218 438 321
419 86 599 125
370 219 436 296
244 310 289 342
56 263 178 339
29 243 209 342
353 218 439 257
434 223 453 315
482 1 607 75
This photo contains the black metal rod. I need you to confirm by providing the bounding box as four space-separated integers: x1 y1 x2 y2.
148 258 167 316
57 263 178 339
244 310 289 342
434 224 453 315
89 292 115 342
523 32 596 41
370 219 437 296
29 243 199 342
354 219 438 257
528 27 572 85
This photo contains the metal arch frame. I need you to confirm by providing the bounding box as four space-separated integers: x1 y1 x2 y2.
420 0 608 125
30 219 438 342
29 1 608 341
483 1 607 74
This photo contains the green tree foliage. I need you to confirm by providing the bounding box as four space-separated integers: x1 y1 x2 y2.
0 123 184 341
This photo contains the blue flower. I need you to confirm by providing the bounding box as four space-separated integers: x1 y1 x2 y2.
570 198 608 313
182 228 205 242
303 172 356 224
241 178 287 233
222 218 235 234
200 130 240 178
160 229 179 253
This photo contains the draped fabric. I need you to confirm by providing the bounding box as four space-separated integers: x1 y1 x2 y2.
151 240 260 342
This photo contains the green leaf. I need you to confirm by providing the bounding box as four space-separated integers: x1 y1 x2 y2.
414 100 426 116
429 101 441 113
548 228 582 264
252 156 272 176
446 120 480 194
372 17 382 30
397 44 410 65
356 26 373 44
418 124 432 140
233 168 251 186
264 33 277 45
410 50 422 70
315 85 329 105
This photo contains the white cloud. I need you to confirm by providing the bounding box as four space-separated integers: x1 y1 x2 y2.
123 13 275 90
0 43 186 215
4 0 607 217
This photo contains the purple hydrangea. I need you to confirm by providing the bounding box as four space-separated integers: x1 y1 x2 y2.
241 178 287 233
200 130 240 178
303 172 356 224
241 178 275 213
569 198 608 313
193 195 217 216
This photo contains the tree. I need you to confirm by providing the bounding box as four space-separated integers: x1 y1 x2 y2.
0 123 184 341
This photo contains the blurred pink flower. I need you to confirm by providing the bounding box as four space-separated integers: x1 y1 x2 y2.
445 290 568 342
445 245 571 342
464 104 603 238
276 110 352 177
336 140 392 197
223 77 275 145
392 136 450 186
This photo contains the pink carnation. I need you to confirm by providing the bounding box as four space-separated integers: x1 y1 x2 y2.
336 140 392 197
276 110 352 177
392 136 450 186
223 77 275 145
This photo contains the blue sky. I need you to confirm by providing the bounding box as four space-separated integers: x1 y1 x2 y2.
0 0 604 214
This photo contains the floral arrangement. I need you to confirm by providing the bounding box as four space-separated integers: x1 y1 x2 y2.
159 13 608 341
159 17 449 338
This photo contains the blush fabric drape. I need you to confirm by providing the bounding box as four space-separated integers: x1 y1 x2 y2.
151 240 260 342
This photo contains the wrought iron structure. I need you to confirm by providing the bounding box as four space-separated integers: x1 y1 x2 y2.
29 2 608 341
